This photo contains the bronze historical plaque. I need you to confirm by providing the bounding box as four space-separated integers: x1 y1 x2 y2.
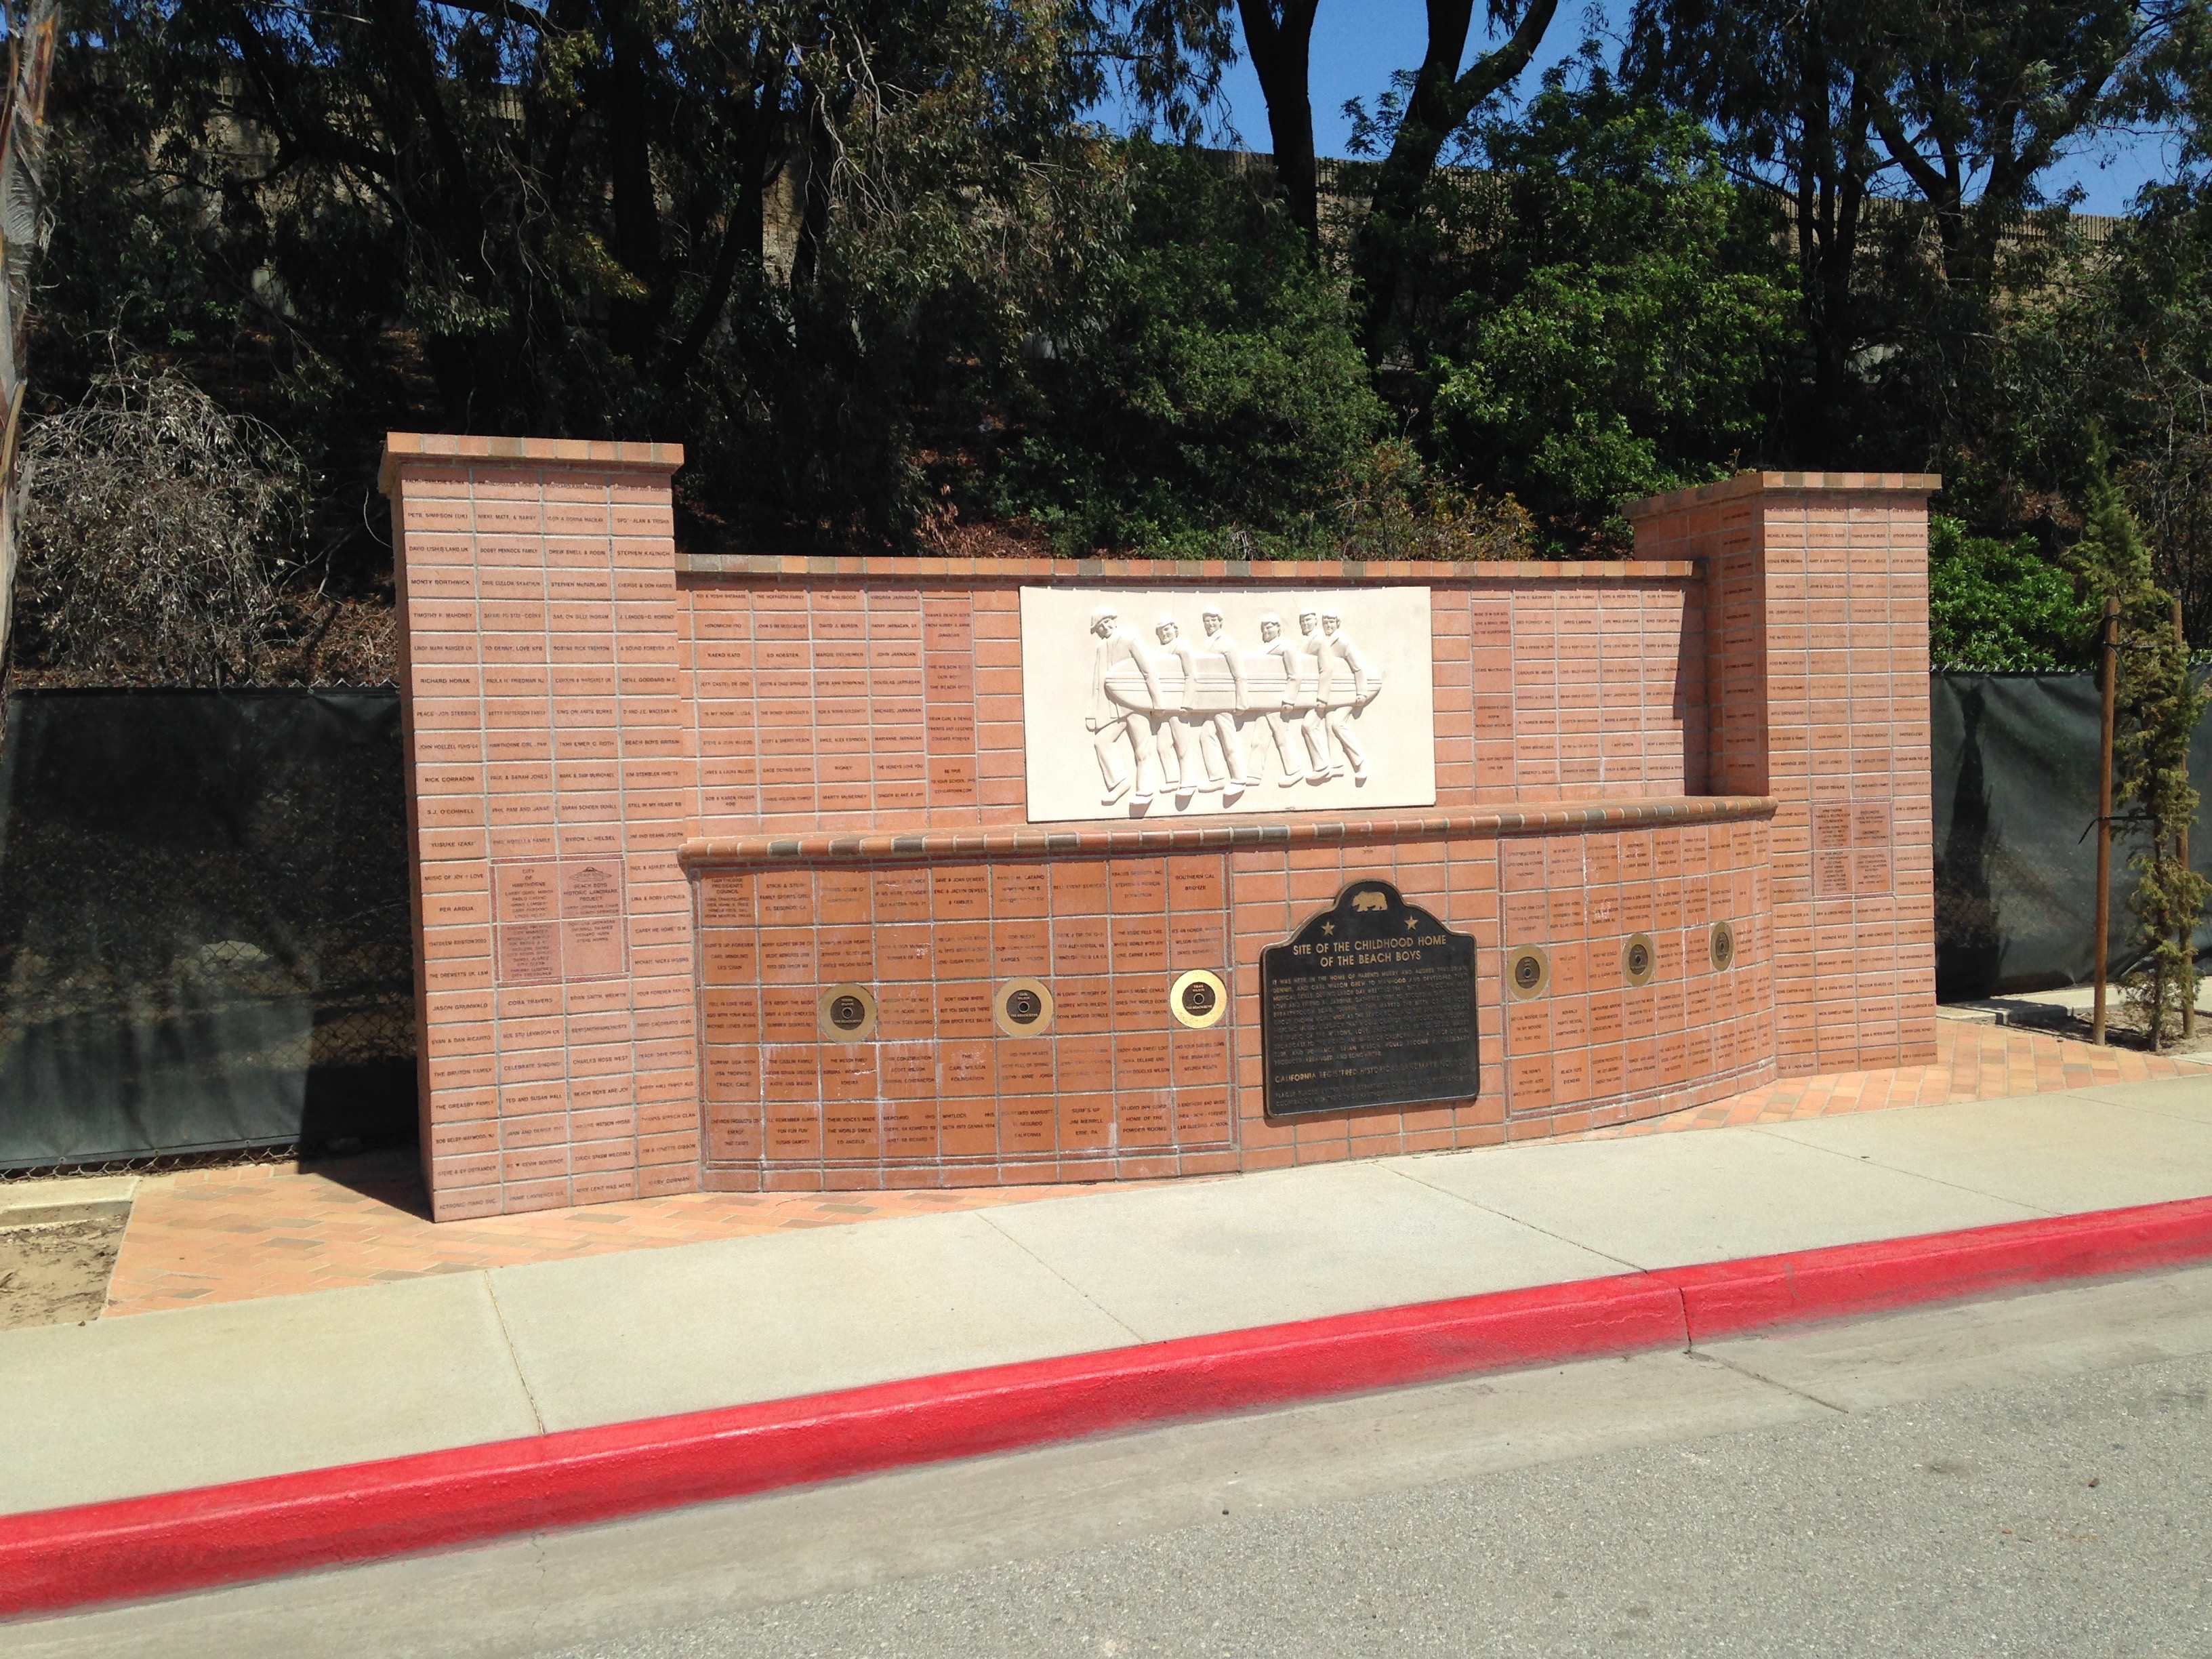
1260 880 1478 1118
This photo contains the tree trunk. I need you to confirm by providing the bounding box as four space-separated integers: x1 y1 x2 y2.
605 0 663 361
668 73 783 378
1235 0 1322 252
1353 0 1557 359
789 83 836 291
1799 68 1870 461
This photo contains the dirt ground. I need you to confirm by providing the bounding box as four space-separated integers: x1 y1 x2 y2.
0 1214 125 1329
2013 1006 2212 1059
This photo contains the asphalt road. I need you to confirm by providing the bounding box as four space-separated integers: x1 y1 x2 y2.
12 1267 2212 1659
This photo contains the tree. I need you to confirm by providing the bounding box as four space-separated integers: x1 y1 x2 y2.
1233 0 1323 249
1927 516 2097 668
38 0 1170 552
1349 0 1557 358
1226 0 1556 279
1624 0 2198 463
0 0 60 674
1422 59 1796 550
2074 437 2209 1047
2045 180 2212 640
989 141 1382 549
16 363 298 684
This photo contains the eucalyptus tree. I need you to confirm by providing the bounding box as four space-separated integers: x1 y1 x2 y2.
43 0 1227 544
1347 0 1558 355
1624 0 2207 461
1221 0 1557 297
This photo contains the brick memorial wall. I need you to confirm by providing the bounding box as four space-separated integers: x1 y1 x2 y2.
382 435 1936 1220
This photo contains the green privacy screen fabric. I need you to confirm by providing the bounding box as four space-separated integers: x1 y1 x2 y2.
1932 670 2212 1000
0 689 415 1169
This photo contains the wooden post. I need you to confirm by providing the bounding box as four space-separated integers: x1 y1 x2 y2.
2182 598 2197 1040
2094 595 2119 1045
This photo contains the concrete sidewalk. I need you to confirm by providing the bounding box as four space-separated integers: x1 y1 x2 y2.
75 1021 2194 1317
7 1069 2212 1521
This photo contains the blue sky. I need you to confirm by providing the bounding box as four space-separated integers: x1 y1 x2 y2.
1126 0 2179 216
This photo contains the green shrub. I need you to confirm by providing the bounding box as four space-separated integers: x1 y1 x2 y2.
989 142 1382 550
1424 62 1795 553
1927 516 2098 670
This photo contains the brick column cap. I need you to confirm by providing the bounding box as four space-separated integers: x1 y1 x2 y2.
1622 470 1942 519
378 431 684 497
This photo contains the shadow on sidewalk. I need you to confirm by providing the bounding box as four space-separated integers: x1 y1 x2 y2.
292 1144 432 1221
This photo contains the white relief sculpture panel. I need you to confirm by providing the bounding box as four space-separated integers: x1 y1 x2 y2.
1019 587 1437 823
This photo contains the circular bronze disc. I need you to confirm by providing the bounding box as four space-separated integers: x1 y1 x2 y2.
1169 968 1229 1029
994 976 1057 1038
1622 933 1657 987
816 983 880 1043
1506 945 1550 1000
1711 920 1736 972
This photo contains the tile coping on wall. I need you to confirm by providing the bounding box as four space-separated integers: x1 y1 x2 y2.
375 443 1936 532
676 794 1779 870
672 554 1700 581
377 430 684 487
1621 469 1943 516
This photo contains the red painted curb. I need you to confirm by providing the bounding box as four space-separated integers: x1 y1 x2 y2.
1662 1194 2212 1340
0 1275 1683 1619
5 1195 2212 1620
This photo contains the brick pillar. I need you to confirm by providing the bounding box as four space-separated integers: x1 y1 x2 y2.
1627 472 1938 1078
382 434 701 1220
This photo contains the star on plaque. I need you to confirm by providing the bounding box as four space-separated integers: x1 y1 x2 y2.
1321 921 1335 935
1405 916 1419 930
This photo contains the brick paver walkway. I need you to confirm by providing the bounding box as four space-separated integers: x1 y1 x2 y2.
1582 1019 2198 1138
100 1023 2199 1317
102 1164 1090 1317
